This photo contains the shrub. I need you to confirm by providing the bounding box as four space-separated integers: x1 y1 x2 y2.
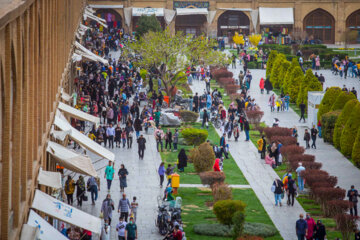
270 136 297 146
199 171 226 187
321 110 342 143
190 142 215 173
179 110 199 123
296 69 323 107
311 182 337 189
325 200 353 217
263 127 292 140
212 183 233 202
352 128 360 167
286 154 315 163
287 66 304 103
232 211 245 240
280 145 305 160
340 103 360 156
289 161 322 171
219 77 235 87
283 58 300 96
245 110 264 125
182 128 208 146
317 87 342 120
237 236 264 240
226 84 240 94
333 99 359 149
335 214 357 240
213 200 246 226
230 93 242 102
277 60 291 88
140 69 147 80
212 68 233 81
266 50 278 78
270 54 286 88
312 187 346 205
193 222 276 238
331 91 356 111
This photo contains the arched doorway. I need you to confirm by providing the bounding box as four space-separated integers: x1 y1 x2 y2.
95 9 122 29
217 11 250 39
175 14 207 35
346 9 360 43
303 8 335 44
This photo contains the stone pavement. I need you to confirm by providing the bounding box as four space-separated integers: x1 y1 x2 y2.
227 60 360 191
190 80 306 240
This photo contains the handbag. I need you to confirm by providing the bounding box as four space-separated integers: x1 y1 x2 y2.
271 184 275 193
82 194 88 201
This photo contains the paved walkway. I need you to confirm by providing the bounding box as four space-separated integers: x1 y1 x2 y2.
180 184 251 189
227 60 360 191
190 80 306 240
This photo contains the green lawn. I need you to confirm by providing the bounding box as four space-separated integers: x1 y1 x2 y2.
177 187 282 240
160 123 248 185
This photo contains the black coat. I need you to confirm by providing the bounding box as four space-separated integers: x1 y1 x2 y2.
134 118 143 131
137 137 146 150
178 153 188 169
264 79 273 91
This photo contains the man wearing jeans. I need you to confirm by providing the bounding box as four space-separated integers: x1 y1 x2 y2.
296 214 308 240
296 163 306 192
87 176 98 205
118 194 131 222
285 93 290 111
106 124 115 149
104 161 114 191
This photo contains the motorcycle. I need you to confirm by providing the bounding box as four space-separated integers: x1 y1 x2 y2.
210 110 222 129
156 203 172 235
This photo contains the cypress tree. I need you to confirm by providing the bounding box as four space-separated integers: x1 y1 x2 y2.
331 91 356 111
340 103 360 157
266 50 278 78
283 58 300 95
352 128 360 167
270 54 286 89
296 69 322 107
287 66 303 103
318 87 342 121
278 60 291 91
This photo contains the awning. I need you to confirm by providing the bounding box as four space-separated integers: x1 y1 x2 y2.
74 41 108 65
31 190 102 234
20 224 39 240
37 167 62 189
58 102 100 125
83 9 108 28
47 141 98 177
218 8 252 11
50 126 70 142
259 7 294 25
176 8 208 15
26 210 68 240
61 89 72 102
132 8 164 17
53 111 115 162
89 4 124 9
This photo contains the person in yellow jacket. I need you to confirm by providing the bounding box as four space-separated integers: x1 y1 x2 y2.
65 175 76 205
257 135 266 159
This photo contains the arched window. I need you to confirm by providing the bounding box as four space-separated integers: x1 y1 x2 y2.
346 9 360 43
217 11 250 38
303 8 335 44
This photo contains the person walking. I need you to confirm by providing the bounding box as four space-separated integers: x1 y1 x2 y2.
285 93 290 111
121 128 127 148
125 217 137 240
311 125 318 149
173 129 179 152
259 77 265 94
202 109 209 129
118 194 131 222
87 176 98 205
155 126 164 152
154 109 161 128
126 129 133 149
272 178 284 207
347 185 358 216
296 163 306 192
158 162 166 187
116 217 127 240
177 148 188 172
264 77 273 94
269 94 275 112
304 129 311 149
65 175 75 205
101 194 115 225
115 124 122 147
287 175 297 206
130 197 138 222
104 161 115 191
299 102 306 122
106 124 115 149
165 129 172 151
313 220 326 240
137 134 146 159
76 175 86 207
166 164 175 187
296 214 308 240
257 135 266 159
244 118 250 141
305 213 316 240
134 117 142 139
118 164 129 192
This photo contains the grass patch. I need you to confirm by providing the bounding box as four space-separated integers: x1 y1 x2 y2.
177 187 282 240
160 122 248 185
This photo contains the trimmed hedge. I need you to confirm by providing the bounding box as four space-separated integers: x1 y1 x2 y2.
266 50 278 78
287 66 303 103
296 69 322 107
213 200 246 226
352 128 360 167
270 54 286 89
190 142 215 173
199 171 226 187
260 44 291 54
321 110 342 143
182 128 208 146
283 58 300 96
318 87 342 121
331 91 357 111
193 222 277 238
333 99 359 149
340 103 360 157
179 110 199 123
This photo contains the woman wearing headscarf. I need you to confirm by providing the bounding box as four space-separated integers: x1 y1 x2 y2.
313 219 326 240
213 158 221 172
118 164 129 192
101 194 115 225
177 149 188 172
76 175 86 207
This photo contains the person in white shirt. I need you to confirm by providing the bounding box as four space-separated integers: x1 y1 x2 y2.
100 220 111 240
116 217 127 240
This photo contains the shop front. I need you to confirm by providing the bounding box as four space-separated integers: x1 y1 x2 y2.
175 8 208 35
303 8 335 44
132 8 166 32
95 8 123 29
217 10 250 40
259 7 294 45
